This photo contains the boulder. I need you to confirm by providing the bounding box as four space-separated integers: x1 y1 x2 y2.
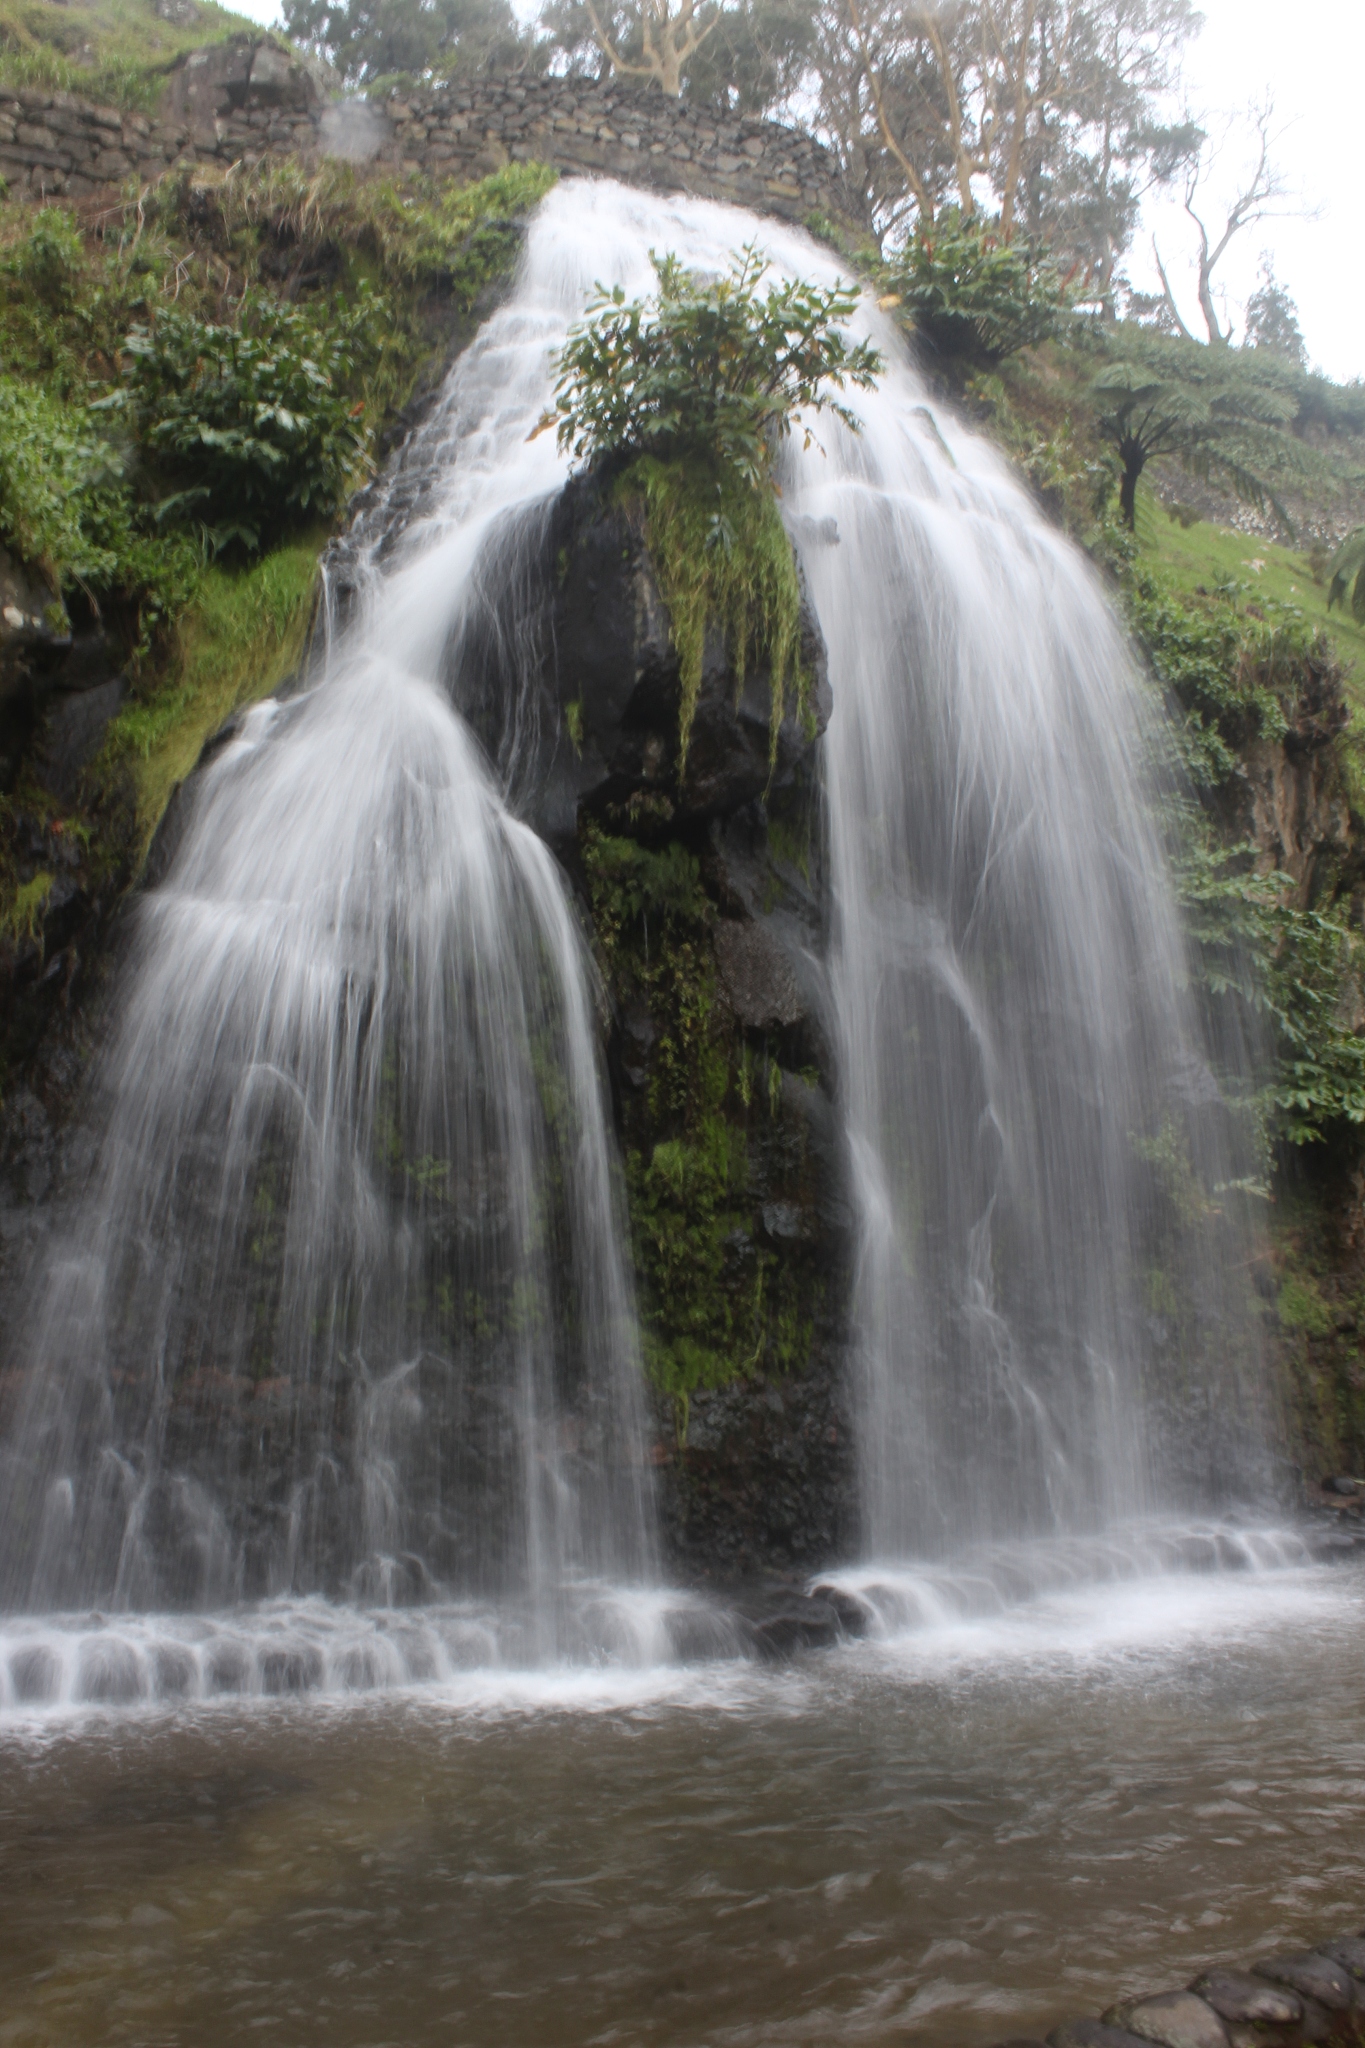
1049 2022 1153 2048
1323 1941 1365 1984
1106 1992 1228 2048
1192 1969 1302 2026
1255 1956 1358 2014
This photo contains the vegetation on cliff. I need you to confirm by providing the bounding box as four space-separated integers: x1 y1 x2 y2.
0 0 272 111
0 155 553 1078
546 244 878 772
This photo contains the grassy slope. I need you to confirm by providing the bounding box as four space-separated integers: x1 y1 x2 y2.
0 0 276 111
1134 485 1365 689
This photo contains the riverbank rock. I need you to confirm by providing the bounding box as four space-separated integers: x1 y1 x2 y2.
992 1927 1365 2048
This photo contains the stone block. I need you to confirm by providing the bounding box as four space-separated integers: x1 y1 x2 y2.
47 108 95 139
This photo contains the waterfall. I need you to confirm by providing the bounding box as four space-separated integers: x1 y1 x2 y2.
789 314 1268 1558
0 191 664 1631
0 176 1267 1633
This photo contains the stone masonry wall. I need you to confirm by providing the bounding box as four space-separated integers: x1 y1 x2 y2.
373 75 853 225
0 38 856 228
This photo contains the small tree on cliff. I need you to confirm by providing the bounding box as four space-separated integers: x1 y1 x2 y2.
544 245 880 765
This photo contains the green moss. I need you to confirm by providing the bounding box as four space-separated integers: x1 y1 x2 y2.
581 821 821 1416
0 867 52 952
615 452 804 778
1277 1274 1333 1337
95 532 322 857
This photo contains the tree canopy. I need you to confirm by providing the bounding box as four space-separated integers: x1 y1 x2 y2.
282 0 526 89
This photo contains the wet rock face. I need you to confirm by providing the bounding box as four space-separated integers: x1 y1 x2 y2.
1218 640 1357 914
448 467 831 852
464 466 858 1583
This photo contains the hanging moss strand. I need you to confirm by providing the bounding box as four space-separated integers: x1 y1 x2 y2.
614 454 805 780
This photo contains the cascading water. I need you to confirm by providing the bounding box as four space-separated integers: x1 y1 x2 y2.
0 194 664 1637
791 364 1271 1556
0 174 1272 1681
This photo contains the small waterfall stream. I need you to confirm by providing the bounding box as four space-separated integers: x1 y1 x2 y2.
0 177 1272 1666
788 336 1267 1555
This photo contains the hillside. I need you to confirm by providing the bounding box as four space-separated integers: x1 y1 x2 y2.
0 0 285 112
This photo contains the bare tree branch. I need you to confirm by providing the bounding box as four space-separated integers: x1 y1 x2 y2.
583 0 720 96
1150 233 1198 341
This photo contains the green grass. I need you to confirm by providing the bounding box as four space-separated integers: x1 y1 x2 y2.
1134 485 1365 686
98 532 323 857
0 0 275 114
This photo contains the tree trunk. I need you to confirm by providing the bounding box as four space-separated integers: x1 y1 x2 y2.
1119 448 1144 528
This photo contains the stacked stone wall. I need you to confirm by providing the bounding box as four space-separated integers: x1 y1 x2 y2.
0 41 856 228
0 88 187 200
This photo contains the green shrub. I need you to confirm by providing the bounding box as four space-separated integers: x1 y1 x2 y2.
4 206 84 311
547 244 879 488
119 287 388 550
0 376 200 657
547 246 878 770
1175 830 1365 1147
0 376 123 580
877 210 1073 367
1124 569 1298 784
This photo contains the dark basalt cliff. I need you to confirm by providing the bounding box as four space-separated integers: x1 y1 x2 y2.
446 464 861 1583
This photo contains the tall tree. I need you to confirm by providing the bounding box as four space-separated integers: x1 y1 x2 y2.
1090 330 1319 527
1010 0 1202 300
571 0 724 94
544 0 816 108
1152 101 1296 345
283 0 526 88
822 0 1201 266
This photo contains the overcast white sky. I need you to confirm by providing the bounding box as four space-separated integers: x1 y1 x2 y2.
229 0 1364 383
1129 0 1363 383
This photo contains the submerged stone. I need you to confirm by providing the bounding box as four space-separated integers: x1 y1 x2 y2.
1048 2020 1153 2048
1322 1940 1365 1983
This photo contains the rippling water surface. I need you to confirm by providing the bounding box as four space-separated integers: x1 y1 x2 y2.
2 1551 1363 2047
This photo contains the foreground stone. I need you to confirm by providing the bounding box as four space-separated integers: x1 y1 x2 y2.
986 1926 1365 2048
